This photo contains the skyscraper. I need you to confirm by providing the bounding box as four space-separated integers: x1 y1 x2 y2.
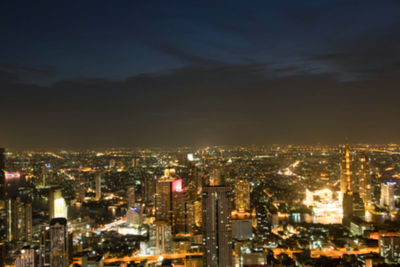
127 186 135 209
95 173 101 201
235 179 250 213
202 170 232 267
380 181 395 210
5 197 32 242
358 153 372 209
49 188 67 220
50 218 68 267
155 176 174 223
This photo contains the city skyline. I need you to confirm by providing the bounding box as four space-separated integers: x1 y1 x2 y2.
1 1 400 148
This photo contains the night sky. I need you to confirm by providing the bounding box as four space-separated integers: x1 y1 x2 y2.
1 1 400 149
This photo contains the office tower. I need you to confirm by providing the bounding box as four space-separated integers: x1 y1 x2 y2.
154 169 176 254
380 181 395 210
379 236 400 264
50 218 68 267
49 188 68 220
144 174 156 204
235 179 250 213
15 247 35 267
127 186 135 209
76 173 85 203
95 173 101 201
358 153 372 208
172 179 188 234
155 177 173 223
5 197 32 242
202 171 233 267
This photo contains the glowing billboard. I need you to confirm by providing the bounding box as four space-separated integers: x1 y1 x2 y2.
172 179 183 193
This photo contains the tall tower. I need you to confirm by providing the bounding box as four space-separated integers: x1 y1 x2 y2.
340 141 352 195
340 140 354 219
202 171 232 267
50 218 68 267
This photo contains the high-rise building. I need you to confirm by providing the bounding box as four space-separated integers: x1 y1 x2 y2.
15 247 36 267
75 173 85 203
380 181 395 210
235 179 250 213
358 153 372 209
50 218 68 267
340 141 352 196
155 177 173 223
172 179 189 234
40 228 51 267
5 197 32 242
379 236 400 264
127 186 135 209
95 173 101 201
49 188 68 220
202 171 232 267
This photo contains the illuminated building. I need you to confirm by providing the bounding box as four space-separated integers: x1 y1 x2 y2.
127 186 135 208
235 179 250 213
144 174 156 204
202 172 232 267
15 247 35 267
49 188 68 220
304 188 343 224
155 170 176 223
40 228 51 266
380 181 395 210
154 169 177 254
358 153 372 208
379 236 400 264
5 197 32 242
193 200 202 228
126 207 141 226
95 172 101 200
339 140 361 220
75 173 85 203
172 179 188 234
50 218 68 267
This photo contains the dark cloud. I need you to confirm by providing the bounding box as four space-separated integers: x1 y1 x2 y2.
0 61 54 76
1 61 400 149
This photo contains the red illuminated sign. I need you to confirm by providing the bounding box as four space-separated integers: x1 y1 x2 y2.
172 179 183 193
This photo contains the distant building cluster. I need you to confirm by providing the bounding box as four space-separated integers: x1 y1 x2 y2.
1 142 400 266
